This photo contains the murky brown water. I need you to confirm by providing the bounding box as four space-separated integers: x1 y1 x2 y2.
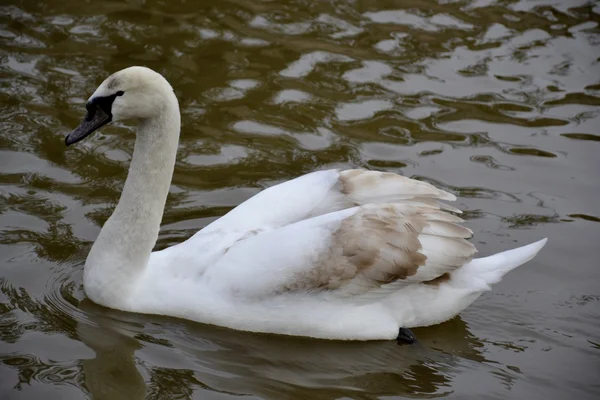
1 0 599 398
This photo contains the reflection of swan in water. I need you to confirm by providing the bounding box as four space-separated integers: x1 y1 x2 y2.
77 300 146 400
77 299 487 399
179 318 486 398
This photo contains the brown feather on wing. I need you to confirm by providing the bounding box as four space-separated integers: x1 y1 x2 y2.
272 169 476 298
279 203 475 297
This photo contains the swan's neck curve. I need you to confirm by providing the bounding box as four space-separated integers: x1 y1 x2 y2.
84 94 180 308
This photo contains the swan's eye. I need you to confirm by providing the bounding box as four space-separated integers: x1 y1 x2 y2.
116 90 124 96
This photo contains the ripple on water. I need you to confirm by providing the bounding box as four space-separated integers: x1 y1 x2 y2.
1 0 600 398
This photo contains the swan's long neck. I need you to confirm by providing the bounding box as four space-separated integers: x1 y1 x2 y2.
83 94 180 308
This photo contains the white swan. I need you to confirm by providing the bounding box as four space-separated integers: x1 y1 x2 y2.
65 66 547 342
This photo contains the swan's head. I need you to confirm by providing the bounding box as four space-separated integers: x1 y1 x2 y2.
65 66 176 146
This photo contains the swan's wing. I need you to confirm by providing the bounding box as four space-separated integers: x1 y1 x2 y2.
154 169 460 277
199 169 457 235
205 202 476 302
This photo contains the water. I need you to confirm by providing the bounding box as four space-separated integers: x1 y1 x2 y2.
1 0 599 398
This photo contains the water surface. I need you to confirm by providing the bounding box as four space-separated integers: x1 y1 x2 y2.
1 0 599 398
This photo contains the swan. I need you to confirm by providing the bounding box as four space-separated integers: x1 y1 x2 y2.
65 66 547 342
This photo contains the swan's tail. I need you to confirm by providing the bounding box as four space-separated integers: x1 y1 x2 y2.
452 238 548 291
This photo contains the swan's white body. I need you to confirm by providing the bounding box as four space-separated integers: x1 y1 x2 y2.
73 67 547 341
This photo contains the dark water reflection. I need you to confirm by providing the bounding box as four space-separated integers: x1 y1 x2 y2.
1 0 599 398
75 300 485 400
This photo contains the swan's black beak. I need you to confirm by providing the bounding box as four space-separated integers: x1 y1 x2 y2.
65 102 112 146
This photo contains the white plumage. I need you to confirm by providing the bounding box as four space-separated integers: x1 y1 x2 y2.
67 67 547 341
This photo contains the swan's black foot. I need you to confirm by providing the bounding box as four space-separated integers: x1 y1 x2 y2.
396 327 416 344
